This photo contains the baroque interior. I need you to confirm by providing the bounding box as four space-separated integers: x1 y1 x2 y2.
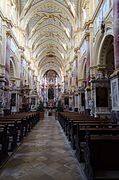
0 0 119 121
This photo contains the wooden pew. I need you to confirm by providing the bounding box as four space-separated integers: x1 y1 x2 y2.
75 127 119 163
65 118 115 145
70 121 117 149
58 112 119 179
58 112 114 135
84 135 119 180
0 121 18 151
0 112 40 166
0 124 9 165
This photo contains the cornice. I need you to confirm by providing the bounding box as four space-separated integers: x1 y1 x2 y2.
74 30 90 51
0 10 13 27
90 66 98 70
10 77 20 81
0 64 5 68
78 78 85 82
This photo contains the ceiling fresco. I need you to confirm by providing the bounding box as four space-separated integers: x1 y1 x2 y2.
20 0 80 77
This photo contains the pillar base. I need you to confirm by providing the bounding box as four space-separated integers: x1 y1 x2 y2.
112 111 119 122
69 107 72 111
85 109 91 116
74 108 78 112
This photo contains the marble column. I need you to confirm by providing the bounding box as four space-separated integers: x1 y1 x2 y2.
85 36 91 115
0 76 5 116
86 36 90 86
75 58 78 87
110 0 119 122
69 95 73 111
114 0 119 69
5 31 11 87
74 94 78 112
28 66 30 85
4 31 11 111
20 58 24 90
66 76 68 93
19 55 24 111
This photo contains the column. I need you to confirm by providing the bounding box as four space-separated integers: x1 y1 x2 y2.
0 76 5 116
70 72 72 93
19 49 24 112
5 31 11 86
114 0 119 69
20 58 24 90
86 36 90 86
28 65 30 85
110 0 119 122
85 36 91 115
69 95 73 111
4 30 11 112
74 94 78 112
75 58 78 88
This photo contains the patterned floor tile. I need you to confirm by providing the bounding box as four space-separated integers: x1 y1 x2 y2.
0 114 87 180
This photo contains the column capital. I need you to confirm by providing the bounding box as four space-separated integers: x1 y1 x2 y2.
6 30 12 38
19 46 25 52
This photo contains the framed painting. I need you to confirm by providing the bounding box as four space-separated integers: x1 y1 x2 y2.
111 78 119 110
96 87 108 107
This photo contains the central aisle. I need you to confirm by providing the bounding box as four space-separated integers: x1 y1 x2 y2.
0 113 86 180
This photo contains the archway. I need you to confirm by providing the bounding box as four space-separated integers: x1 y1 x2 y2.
99 35 114 76
41 69 62 109
78 60 87 113
9 58 19 113
94 35 114 117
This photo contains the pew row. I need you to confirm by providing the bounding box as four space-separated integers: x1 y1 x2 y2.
57 112 119 180
0 112 40 167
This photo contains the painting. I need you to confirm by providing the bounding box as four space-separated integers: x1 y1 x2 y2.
81 93 85 106
64 97 69 105
48 87 54 99
31 97 35 105
11 93 16 106
111 78 119 109
96 87 108 107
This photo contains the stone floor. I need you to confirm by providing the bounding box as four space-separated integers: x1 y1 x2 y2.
0 113 87 180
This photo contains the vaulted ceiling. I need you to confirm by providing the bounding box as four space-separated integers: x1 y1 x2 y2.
19 0 80 77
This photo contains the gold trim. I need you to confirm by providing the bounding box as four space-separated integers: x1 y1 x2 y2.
0 64 5 68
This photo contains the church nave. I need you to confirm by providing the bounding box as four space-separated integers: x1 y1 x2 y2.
0 114 86 180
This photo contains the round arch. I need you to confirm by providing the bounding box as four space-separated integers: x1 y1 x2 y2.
10 57 16 78
29 24 69 45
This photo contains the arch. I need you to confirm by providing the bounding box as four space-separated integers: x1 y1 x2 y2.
98 34 114 77
98 35 114 65
33 38 66 56
20 0 75 30
37 56 64 70
82 58 87 80
32 35 66 51
10 52 19 78
39 64 62 80
93 31 104 66
10 57 15 78
78 52 87 80
29 24 69 45
31 32 67 51
36 49 64 64
94 26 113 66
28 14 71 40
